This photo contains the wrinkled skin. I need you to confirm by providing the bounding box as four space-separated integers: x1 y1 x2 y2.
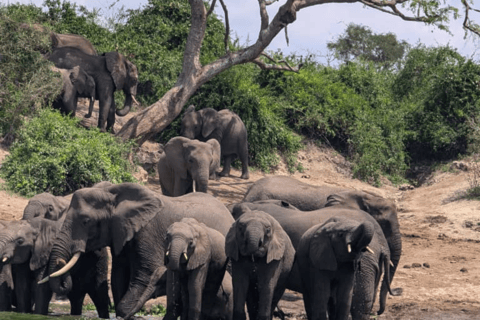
158 137 221 197
181 105 249 179
48 47 138 132
44 183 234 319
0 218 110 317
225 206 295 320
164 218 230 320
231 201 397 320
296 217 375 320
243 176 342 211
51 66 96 118
325 190 402 313
22 192 70 221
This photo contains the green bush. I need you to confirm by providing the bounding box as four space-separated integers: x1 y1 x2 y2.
0 109 137 197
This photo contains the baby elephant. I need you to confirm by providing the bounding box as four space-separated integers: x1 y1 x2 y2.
225 205 295 320
296 216 375 320
158 136 221 196
164 218 231 320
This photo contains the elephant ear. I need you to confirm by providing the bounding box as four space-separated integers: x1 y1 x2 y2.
201 109 218 138
265 214 286 264
224 222 239 261
70 66 88 95
206 139 221 171
165 137 189 180
184 104 196 115
325 193 346 207
109 183 164 256
184 220 212 270
30 219 60 271
309 221 337 271
105 51 126 90
231 203 250 220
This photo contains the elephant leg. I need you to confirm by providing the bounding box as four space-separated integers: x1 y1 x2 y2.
232 263 249 320
333 271 355 320
165 271 182 320
351 260 378 320
67 289 85 316
32 282 52 315
87 279 110 319
245 285 259 320
311 272 330 320
97 86 114 132
219 155 234 177
257 263 283 320
14 263 32 313
187 265 208 320
111 251 130 308
106 97 116 133
239 143 249 179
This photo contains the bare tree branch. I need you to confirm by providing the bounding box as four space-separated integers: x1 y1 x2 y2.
462 0 480 36
265 0 280 5
219 0 230 52
252 52 303 72
206 0 217 16
359 0 431 22
258 0 269 33
285 25 290 46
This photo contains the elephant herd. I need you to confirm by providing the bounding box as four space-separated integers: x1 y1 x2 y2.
0 175 402 320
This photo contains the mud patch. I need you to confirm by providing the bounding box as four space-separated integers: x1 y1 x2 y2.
424 215 448 225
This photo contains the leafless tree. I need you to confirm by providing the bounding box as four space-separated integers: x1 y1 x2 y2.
115 0 459 145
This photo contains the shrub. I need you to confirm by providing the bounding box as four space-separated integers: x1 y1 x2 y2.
0 109 137 197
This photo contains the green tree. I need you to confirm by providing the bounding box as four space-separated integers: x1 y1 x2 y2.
327 23 410 69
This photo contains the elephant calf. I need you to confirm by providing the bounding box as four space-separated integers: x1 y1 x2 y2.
225 205 295 320
158 136 221 196
164 218 232 320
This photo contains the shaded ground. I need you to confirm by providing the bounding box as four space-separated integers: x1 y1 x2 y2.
0 102 479 318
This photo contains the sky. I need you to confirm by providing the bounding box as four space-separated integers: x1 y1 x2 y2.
6 0 480 64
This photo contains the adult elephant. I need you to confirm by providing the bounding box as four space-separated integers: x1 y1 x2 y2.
231 201 397 319
50 32 97 55
158 136 221 196
0 218 110 317
181 105 249 179
48 47 138 132
23 192 70 221
51 66 96 117
243 176 342 211
40 183 235 319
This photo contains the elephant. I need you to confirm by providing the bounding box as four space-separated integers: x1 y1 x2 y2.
48 47 138 132
164 218 231 320
325 190 402 312
181 105 249 179
51 66 96 117
296 216 376 320
242 176 342 211
40 183 235 319
0 217 110 318
231 201 397 320
22 192 70 221
158 136 221 197
225 205 295 320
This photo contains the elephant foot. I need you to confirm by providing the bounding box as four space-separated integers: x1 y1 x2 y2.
84 114 92 118
240 172 250 179
218 171 230 177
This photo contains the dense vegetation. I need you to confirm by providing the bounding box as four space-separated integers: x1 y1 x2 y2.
1 0 480 194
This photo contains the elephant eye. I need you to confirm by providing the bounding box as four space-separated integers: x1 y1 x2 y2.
16 238 25 245
189 240 194 247
265 226 271 234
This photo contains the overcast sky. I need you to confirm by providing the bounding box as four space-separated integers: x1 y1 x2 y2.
7 0 480 64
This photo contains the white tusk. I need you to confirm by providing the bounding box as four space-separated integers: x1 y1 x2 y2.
48 252 81 279
2 257 7 263
183 253 188 261
166 251 169 256
347 244 351 253
132 96 140 105
38 276 50 284
192 180 196 193
366 246 375 254
390 260 394 267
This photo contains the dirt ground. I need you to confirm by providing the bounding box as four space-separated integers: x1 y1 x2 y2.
0 103 479 319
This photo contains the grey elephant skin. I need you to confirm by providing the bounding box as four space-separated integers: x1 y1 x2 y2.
181 105 250 179
158 136 221 196
22 192 70 221
0 218 110 318
231 201 395 320
43 183 235 319
164 218 232 320
242 176 402 300
50 66 96 117
243 176 342 211
296 216 376 320
226 206 295 320
48 47 138 132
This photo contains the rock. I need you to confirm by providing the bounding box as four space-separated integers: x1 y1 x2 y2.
423 263 430 268
136 141 163 171
133 166 148 183
450 161 470 171
399 184 414 191
460 267 468 273
403 265 411 269
411 263 422 268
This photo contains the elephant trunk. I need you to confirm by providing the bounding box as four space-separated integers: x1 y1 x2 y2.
22 202 43 220
47 220 75 295
193 169 209 194
116 91 133 116
243 226 264 257
165 238 188 271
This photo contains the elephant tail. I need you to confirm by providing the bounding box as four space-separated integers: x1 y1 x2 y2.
377 254 403 315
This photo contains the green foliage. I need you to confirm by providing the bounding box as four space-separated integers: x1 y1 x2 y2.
327 24 410 69
0 109 136 197
0 12 62 140
136 304 166 316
